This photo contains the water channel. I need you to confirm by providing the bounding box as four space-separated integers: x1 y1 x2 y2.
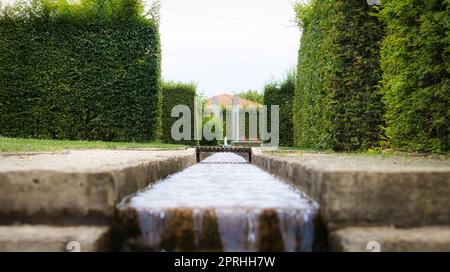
127 153 321 252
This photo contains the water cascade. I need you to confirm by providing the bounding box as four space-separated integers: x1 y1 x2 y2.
122 153 321 252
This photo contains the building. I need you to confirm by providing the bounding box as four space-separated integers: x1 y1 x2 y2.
206 93 261 109
206 93 262 145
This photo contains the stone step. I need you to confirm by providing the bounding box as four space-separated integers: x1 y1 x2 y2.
252 149 450 230
330 226 450 252
0 149 195 223
0 225 110 252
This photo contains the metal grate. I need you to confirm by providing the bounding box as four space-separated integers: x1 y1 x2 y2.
196 146 252 163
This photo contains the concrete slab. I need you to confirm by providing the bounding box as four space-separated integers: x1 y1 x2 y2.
331 226 450 252
0 225 110 252
263 151 450 172
0 149 192 172
252 149 450 230
0 149 196 223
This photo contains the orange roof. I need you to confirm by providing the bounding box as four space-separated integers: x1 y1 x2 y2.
207 93 261 108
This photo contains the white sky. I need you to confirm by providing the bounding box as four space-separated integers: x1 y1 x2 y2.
2 0 301 97
158 0 300 96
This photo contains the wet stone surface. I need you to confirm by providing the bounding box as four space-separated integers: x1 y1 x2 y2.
126 153 320 252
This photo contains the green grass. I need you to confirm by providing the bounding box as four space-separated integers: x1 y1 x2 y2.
268 146 449 159
0 137 185 152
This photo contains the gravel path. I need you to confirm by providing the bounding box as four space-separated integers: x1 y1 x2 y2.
265 151 450 172
0 149 193 172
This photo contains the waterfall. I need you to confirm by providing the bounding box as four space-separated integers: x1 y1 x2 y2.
126 153 320 252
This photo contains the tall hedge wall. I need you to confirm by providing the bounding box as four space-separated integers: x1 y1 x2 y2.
264 70 295 147
380 0 449 152
162 81 196 144
294 0 384 151
0 0 161 142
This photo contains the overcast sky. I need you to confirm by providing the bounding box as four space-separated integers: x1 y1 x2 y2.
158 0 300 97
2 0 301 97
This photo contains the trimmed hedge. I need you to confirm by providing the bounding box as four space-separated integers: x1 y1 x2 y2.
294 0 384 151
161 81 196 144
264 70 295 147
0 0 161 142
380 0 449 152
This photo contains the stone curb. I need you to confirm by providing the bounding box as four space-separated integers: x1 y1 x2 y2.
0 149 196 224
251 148 450 230
330 226 450 252
0 225 110 252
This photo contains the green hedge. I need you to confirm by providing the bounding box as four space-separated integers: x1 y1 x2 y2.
161 81 196 144
236 90 264 104
380 0 449 152
264 70 295 147
0 0 161 142
294 0 384 151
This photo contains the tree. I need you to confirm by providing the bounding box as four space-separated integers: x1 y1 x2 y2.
235 90 263 104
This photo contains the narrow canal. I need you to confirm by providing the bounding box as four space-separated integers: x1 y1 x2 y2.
127 153 320 252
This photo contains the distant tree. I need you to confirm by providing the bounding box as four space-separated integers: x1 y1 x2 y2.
146 0 160 26
235 90 263 104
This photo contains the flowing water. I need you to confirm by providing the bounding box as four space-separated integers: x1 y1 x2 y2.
128 153 320 252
